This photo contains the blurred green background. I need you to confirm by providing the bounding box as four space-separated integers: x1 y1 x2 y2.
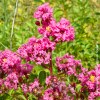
0 0 100 69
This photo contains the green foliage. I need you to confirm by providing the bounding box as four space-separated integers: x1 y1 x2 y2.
39 71 46 85
76 84 82 92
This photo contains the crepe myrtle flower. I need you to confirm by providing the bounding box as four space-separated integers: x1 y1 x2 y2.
21 79 40 94
4 72 19 89
0 50 21 74
45 76 58 86
34 3 75 42
43 77 73 100
78 64 100 95
43 88 54 100
88 89 100 100
54 18 75 42
29 79 40 93
17 37 55 65
21 83 29 94
78 70 96 92
38 18 56 37
20 63 33 75
34 3 53 21
56 53 83 76
38 18 75 42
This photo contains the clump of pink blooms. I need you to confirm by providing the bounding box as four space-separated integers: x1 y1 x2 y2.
0 3 100 100
78 64 100 99
34 3 74 42
56 53 86 76
43 76 74 100
0 50 21 74
17 37 55 65
21 79 41 94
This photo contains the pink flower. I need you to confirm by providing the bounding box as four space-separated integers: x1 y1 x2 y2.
43 88 53 100
68 84 76 95
17 37 55 65
34 4 75 42
43 78 72 100
45 76 57 85
20 64 33 75
4 72 19 89
37 18 75 42
21 84 29 94
38 19 56 37
0 50 21 74
34 3 53 20
88 90 100 100
78 64 100 94
29 79 39 93
45 76 51 85
56 53 82 76
53 18 75 42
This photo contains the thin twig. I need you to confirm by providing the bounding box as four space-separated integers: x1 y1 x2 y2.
10 0 18 50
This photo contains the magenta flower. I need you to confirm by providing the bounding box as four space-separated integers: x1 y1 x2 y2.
88 90 100 100
18 37 55 64
56 53 82 76
53 18 75 42
43 88 53 100
78 64 100 99
0 50 21 74
45 76 58 85
20 63 33 75
4 72 19 89
37 18 75 42
78 70 96 92
43 78 73 100
21 84 29 94
34 3 53 21
29 79 39 93
38 18 56 37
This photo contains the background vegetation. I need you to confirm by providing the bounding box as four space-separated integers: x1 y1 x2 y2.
0 0 100 70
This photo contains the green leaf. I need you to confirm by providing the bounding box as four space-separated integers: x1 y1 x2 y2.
28 94 37 100
76 84 82 92
0 93 9 100
53 66 58 75
16 95 26 100
34 65 44 75
41 0 45 3
29 73 37 82
39 71 46 85
8 89 14 96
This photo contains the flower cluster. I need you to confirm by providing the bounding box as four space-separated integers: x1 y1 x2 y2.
0 3 99 100
34 3 53 21
78 64 100 99
21 79 43 98
0 50 33 93
21 79 40 93
0 50 21 74
43 76 73 100
56 53 85 76
34 3 75 42
17 37 55 65
4 72 19 89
